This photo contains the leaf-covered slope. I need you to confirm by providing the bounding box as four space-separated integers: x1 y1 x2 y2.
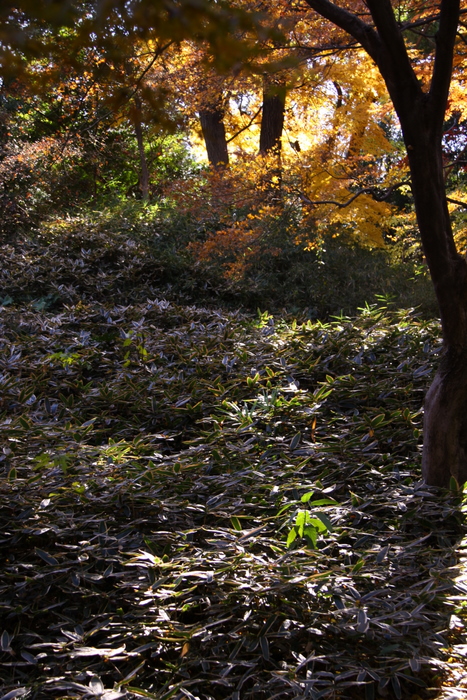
1 292 466 700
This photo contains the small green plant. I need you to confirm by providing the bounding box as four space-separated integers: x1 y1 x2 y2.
46 351 82 367
282 491 338 548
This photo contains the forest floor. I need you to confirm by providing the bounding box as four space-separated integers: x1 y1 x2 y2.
1 227 467 700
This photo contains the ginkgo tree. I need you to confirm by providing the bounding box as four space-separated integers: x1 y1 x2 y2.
286 48 399 246
172 43 398 274
155 8 401 245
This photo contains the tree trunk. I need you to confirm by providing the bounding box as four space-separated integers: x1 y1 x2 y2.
423 349 467 486
259 75 286 200
405 130 467 485
403 124 467 485
259 76 286 156
199 103 229 168
133 96 149 201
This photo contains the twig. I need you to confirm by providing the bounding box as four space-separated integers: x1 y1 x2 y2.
226 107 262 144
296 180 410 208
447 196 467 209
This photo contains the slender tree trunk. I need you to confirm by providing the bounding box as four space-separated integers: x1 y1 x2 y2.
259 75 286 201
199 102 229 168
133 96 149 201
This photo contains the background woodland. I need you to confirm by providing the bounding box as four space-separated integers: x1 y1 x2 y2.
2 0 467 317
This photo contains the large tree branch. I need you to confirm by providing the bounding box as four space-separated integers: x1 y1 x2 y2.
430 0 461 128
364 0 422 109
303 0 422 122
302 0 381 62
402 6 467 32
365 0 413 68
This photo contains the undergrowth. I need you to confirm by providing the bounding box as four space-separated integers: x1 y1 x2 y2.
0 208 436 318
0 219 465 700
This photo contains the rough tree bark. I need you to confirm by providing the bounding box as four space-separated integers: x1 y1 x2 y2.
259 75 286 155
259 75 286 200
199 101 229 168
302 0 465 486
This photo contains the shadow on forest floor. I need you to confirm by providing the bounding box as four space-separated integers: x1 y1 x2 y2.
0 228 466 699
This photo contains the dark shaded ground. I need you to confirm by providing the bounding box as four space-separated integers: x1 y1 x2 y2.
1 230 466 700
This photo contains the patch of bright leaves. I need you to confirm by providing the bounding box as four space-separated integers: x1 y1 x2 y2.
284 491 337 549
